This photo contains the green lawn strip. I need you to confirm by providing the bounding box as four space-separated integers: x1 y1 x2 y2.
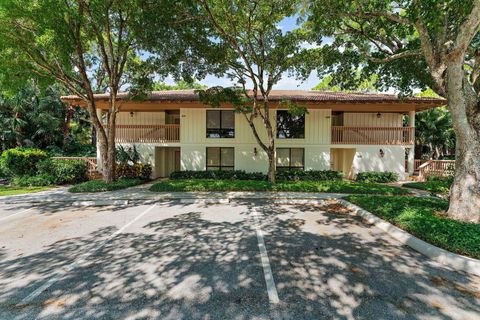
0 185 52 196
69 178 146 193
345 195 480 259
403 181 450 195
149 179 411 195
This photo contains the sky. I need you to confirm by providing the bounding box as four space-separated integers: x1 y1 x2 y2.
162 16 323 90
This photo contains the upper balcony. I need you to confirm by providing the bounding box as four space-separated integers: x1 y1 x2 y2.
331 126 414 145
112 124 180 143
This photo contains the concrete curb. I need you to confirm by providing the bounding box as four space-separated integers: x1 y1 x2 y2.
337 198 480 277
71 200 129 206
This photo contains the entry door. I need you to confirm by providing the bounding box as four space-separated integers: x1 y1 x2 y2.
330 148 355 179
174 150 181 171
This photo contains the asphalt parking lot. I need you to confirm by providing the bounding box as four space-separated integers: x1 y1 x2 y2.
0 200 479 320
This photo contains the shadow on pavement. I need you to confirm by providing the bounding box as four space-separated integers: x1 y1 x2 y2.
0 200 478 319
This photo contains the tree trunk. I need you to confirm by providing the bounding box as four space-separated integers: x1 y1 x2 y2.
62 105 74 147
102 110 117 183
449 136 480 223
445 62 480 223
85 101 115 184
267 147 276 184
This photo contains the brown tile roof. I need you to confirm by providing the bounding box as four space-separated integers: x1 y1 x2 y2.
61 89 446 105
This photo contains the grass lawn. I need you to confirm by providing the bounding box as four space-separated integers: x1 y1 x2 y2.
403 180 451 195
0 185 52 196
69 178 146 193
150 179 411 195
346 195 480 259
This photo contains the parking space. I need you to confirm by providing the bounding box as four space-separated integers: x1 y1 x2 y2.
0 200 479 319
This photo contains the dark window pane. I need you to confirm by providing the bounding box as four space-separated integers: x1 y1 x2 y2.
222 111 234 129
276 148 290 167
276 110 305 139
207 110 221 129
276 148 304 170
206 110 235 138
207 147 234 170
207 147 220 166
291 148 304 167
221 148 234 166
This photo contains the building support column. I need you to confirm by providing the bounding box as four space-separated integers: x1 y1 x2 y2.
407 110 416 175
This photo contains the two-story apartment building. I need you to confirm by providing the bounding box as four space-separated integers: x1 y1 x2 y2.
61 90 445 180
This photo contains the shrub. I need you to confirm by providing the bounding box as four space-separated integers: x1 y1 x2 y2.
38 159 88 184
69 178 145 193
0 148 48 177
169 169 343 181
169 170 267 180
355 171 399 183
116 145 140 164
276 170 343 181
0 160 8 179
116 163 152 180
12 173 56 187
426 175 454 184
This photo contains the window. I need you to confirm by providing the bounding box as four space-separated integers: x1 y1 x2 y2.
206 147 234 170
276 110 305 139
206 110 235 138
276 148 304 170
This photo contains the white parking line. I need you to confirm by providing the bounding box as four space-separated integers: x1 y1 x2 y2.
0 207 34 222
252 208 280 304
19 204 157 306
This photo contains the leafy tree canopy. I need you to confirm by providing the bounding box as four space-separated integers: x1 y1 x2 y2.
313 74 378 92
153 81 207 91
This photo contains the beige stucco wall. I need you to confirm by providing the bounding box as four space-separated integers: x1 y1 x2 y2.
98 108 408 178
179 108 331 173
351 145 406 179
116 111 166 125
343 112 403 127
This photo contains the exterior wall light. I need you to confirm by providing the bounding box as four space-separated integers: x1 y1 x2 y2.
130 111 135 117
376 112 382 118
379 149 385 158
253 147 258 156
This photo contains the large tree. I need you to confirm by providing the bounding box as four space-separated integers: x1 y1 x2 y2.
306 0 480 222
161 0 309 182
0 0 170 182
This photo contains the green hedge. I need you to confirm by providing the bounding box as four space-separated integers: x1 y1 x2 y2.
0 148 48 177
170 170 266 180
38 159 88 184
169 169 343 181
355 171 399 183
151 179 411 195
116 163 152 180
69 178 145 193
276 170 343 181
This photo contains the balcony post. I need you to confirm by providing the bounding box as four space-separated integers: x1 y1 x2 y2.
407 111 415 175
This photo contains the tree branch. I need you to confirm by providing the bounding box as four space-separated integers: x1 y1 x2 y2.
449 0 480 61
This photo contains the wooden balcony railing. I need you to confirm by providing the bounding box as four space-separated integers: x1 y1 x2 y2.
331 126 414 145
52 157 98 178
108 124 180 143
417 160 455 179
